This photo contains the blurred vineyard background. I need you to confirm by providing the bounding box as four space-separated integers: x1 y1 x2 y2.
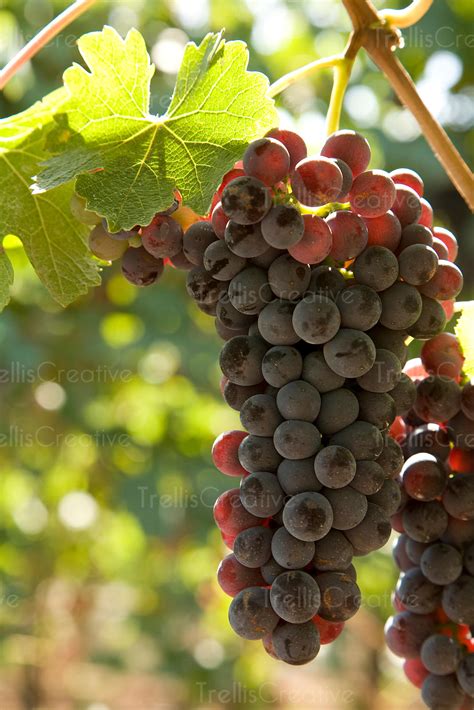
0 1 473 708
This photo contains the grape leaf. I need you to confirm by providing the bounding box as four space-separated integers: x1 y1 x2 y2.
35 27 278 232
455 302 474 378
0 90 101 307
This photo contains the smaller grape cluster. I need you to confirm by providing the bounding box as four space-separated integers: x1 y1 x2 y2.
386 333 474 710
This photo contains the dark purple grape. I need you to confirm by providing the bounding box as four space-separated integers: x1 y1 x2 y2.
228 587 279 639
221 176 272 225
121 246 164 286
282 491 333 541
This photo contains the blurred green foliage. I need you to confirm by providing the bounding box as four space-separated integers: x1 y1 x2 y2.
0 1 472 708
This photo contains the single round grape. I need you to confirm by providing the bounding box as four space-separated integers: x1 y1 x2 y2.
314 446 357 489
260 204 305 248
233 526 273 568
276 380 321 422
268 254 311 300
402 500 449 543
320 130 371 177
415 375 461 424
443 473 474 521
326 210 368 261
211 201 229 238
271 620 320 665
349 170 396 218
431 236 450 260
351 460 385 495
292 157 343 207
363 210 402 251
229 587 279 639
324 329 376 379
302 350 345 392
399 244 439 286
271 526 316 569
357 348 402 393
335 284 382 332
243 137 290 185
292 294 341 345
345 502 392 553
357 390 396 429
186 266 227 303
203 240 246 280
379 282 423 330
266 128 307 170
402 453 447 501
282 491 333 541
141 215 183 258
216 297 255 331
308 265 346 300
399 223 433 252
261 345 302 387
221 175 272 225
228 266 273 315
368 479 401 516
353 245 399 292
258 299 300 346
238 435 282 473
419 260 464 301
274 420 322 460
89 224 129 261
442 575 474 625
182 221 216 265
219 334 267 386
287 214 333 265
323 485 368 530
421 635 462 677
376 437 405 479
313 529 354 571
315 571 362 621
122 246 164 286
240 394 282 437
224 220 268 258
433 226 458 262
212 429 248 477
270 570 321 623
217 554 266 597
277 457 321 495
316 389 360 436
420 543 463 585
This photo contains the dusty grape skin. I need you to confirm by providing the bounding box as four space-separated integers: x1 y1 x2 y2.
221 176 272 225
291 157 343 207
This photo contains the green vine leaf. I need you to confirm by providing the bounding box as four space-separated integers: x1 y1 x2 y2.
35 27 278 232
455 302 474 379
0 90 101 308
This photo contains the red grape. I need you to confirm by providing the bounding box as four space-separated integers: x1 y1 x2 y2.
288 214 332 264
211 202 229 238
391 185 422 226
212 430 248 477
421 333 464 380
349 170 396 218
217 553 265 596
243 137 290 185
291 157 343 206
419 261 464 301
404 658 430 689
364 210 402 251
390 168 424 197
321 130 371 177
432 236 449 260
326 210 368 261
312 615 345 644
448 448 474 474
418 198 434 228
213 488 262 534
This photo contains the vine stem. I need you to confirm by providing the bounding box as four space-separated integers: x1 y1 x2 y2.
326 60 354 135
380 0 434 29
268 55 345 99
0 0 97 91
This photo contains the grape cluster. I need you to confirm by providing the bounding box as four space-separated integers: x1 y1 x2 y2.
387 333 474 709
174 127 465 667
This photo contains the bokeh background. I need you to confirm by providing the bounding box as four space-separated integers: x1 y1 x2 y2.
0 1 473 708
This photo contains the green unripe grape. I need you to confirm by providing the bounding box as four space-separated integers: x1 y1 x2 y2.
88 224 128 261
70 193 101 226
